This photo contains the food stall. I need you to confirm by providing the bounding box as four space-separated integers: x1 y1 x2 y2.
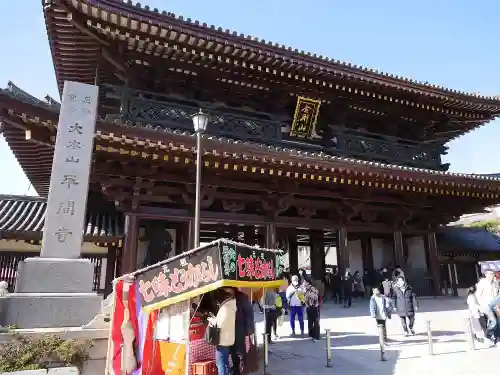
106 239 284 375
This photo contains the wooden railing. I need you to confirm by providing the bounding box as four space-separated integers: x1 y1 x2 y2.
102 84 447 170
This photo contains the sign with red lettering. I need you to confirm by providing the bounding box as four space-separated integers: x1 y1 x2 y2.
137 244 221 308
221 243 277 282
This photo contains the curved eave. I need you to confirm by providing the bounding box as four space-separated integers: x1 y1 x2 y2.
2 125 53 197
53 0 500 112
4 97 500 197
44 1 101 96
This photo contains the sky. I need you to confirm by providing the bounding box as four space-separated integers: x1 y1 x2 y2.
1 0 500 197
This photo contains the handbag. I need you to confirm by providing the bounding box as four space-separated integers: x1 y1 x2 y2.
204 323 220 346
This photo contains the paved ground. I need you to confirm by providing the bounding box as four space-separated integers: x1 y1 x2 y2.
252 297 499 375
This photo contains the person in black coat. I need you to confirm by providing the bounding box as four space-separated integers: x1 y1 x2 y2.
330 267 342 304
391 276 417 336
231 290 255 375
342 269 354 308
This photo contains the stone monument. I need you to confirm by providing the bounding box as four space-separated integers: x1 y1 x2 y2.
4 81 102 328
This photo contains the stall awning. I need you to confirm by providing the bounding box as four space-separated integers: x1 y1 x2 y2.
0 194 124 243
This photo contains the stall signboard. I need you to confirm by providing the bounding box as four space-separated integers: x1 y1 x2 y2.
137 244 222 309
220 242 278 282
136 240 283 309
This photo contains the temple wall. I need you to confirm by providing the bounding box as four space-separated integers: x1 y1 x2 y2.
406 236 427 269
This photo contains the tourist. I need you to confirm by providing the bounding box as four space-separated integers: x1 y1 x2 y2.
369 287 391 342
208 288 237 375
466 285 485 343
0 280 8 297
286 275 305 337
381 273 393 298
262 288 280 342
476 271 499 314
299 268 311 285
392 265 405 283
342 269 354 308
303 279 321 341
391 276 417 336
353 271 364 298
251 288 264 314
330 267 342 304
486 295 500 345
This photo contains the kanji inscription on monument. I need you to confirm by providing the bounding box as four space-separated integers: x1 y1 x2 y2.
41 81 98 258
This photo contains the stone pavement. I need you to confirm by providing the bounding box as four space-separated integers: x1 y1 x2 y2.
253 297 499 375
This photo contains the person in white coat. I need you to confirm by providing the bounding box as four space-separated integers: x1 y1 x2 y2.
476 271 499 313
208 288 237 375
467 285 485 343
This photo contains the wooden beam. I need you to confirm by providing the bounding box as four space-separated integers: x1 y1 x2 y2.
93 164 441 208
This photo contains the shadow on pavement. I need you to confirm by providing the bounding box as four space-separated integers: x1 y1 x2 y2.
265 336 401 375
318 297 467 319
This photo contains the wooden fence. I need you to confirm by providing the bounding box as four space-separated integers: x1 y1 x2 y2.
0 252 108 294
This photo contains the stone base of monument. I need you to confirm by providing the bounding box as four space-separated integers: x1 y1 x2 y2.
3 257 102 328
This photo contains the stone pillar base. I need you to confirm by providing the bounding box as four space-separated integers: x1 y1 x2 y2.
4 293 102 328
3 257 102 328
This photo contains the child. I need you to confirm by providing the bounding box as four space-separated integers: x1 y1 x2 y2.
466 285 485 343
369 287 391 342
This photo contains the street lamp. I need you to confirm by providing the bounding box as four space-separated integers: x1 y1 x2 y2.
191 109 210 247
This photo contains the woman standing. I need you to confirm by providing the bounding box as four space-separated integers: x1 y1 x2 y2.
391 277 417 336
353 271 364 298
303 280 321 341
467 285 485 343
208 288 237 375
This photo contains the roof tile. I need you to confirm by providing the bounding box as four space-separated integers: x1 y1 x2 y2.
0 195 124 240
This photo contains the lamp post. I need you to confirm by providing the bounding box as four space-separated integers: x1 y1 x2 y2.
191 109 210 248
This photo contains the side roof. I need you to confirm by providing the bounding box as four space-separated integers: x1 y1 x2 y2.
0 194 124 242
437 227 500 252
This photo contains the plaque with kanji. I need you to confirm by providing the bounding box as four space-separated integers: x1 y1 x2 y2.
290 96 321 138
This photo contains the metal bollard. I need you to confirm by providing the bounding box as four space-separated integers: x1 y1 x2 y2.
426 320 433 356
466 318 476 351
325 329 332 367
262 333 269 374
377 324 387 361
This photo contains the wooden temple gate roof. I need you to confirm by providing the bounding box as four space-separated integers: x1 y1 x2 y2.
43 0 500 142
2 86 500 203
0 194 124 244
